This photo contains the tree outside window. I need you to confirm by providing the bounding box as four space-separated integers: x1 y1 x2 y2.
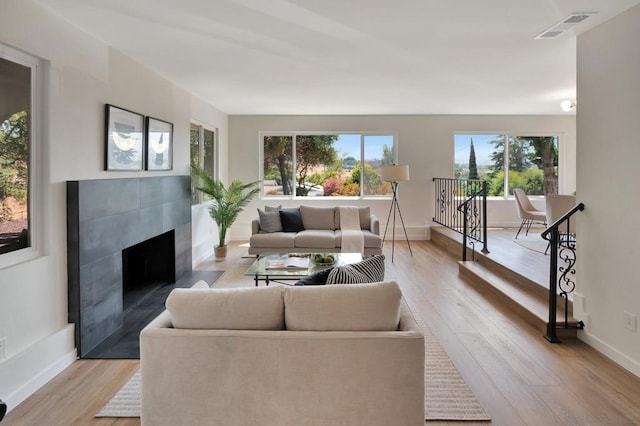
190 124 216 204
190 125 200 204
263 136 293 196
262 133 395 198
0 56 31 255
455 133 558 196
295 135 338 196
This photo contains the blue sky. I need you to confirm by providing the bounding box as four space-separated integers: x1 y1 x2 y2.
336 134 392 160
454 134 501 166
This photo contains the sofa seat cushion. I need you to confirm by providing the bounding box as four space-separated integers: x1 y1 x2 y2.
335 206 371 230
300 205 336 230
294 230 336 248
166 286 285 330
335 230 382 248
284 280 402 331
250 231 296 248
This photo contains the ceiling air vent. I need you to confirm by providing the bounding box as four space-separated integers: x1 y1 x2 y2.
535 12 597 39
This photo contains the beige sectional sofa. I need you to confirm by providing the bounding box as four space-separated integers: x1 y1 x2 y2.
249 205 383 256
140 280 425 426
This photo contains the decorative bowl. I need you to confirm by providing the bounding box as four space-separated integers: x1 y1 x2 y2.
311 254 336 265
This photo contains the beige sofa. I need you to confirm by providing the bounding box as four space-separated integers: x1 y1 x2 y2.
140 280 425 426
249 205 383 256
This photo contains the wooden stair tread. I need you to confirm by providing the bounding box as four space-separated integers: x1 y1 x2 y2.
475 255 549 299
459 260 579 331
432 226 581 337
432 226 555 293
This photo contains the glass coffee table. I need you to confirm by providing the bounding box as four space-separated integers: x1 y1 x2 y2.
244 252 363 286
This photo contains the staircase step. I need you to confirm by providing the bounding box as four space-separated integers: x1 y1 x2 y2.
430 226 467 258
459 261 579 336
475 249 550 300
431 226 580 338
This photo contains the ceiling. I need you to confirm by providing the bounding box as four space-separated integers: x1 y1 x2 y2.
35 0 640 115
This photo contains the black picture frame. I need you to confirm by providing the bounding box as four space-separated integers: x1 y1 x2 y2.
105 104 145 171
145 116 173 171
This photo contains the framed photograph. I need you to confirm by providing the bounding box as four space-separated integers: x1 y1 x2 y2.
145 116 173 171
105 104 144 171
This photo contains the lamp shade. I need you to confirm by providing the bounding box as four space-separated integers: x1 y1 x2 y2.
380 164 410 182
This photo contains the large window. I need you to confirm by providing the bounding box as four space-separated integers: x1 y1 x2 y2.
190 123 216 204
0 47 39 258
261 133 395 198
455 133 558 196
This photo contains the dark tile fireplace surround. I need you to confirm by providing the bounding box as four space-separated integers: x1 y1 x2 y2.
67 176 215 358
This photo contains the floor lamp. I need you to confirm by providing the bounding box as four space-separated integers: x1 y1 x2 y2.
380 164 412 262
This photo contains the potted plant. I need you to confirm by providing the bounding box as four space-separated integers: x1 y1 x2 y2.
192 165 259 260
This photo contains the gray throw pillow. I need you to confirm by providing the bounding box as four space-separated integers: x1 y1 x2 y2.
257 208 283 233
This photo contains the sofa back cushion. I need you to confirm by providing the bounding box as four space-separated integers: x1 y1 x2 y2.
300 205 336 230
166 286 285 330
335 206 371 230
284 280 402 331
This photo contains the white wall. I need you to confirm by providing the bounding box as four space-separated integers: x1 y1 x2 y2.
228 115 575 240
576 4 640 376
0 0 227 411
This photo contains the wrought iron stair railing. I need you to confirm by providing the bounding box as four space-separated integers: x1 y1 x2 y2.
541 202 585 343
433 178 489 261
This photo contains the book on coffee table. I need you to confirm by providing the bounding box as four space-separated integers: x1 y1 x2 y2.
265 257 310 270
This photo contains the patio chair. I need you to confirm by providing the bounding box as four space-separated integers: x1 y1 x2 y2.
544 194 577 254
513 188 546 238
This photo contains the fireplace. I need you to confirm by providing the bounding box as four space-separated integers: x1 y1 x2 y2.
67 176 192 358
122 230 176 313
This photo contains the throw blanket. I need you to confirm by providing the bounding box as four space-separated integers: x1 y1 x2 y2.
339 206 364 255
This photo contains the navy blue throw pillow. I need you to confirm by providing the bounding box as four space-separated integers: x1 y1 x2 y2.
295 267 334 286
280 208 304 232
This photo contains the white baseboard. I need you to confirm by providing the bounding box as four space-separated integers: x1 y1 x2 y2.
0 325 76 413
578 330 640 378
382 225 429 241
192 240 213 267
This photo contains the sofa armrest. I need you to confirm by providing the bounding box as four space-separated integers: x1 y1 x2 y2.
142 309 173 331
369 214 380 235
251 218 261 235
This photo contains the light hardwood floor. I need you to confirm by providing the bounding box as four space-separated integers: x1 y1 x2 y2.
5 238 640 425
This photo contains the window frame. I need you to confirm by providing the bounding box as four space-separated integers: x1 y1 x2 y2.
190 122 217 205
259 131 397 200
454 131 560 199
0 44 44 270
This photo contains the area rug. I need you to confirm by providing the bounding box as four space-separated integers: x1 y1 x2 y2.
95 370 140 417
406 299 491 421
97 258 490 421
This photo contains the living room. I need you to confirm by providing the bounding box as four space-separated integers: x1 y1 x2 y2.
1 0 640 424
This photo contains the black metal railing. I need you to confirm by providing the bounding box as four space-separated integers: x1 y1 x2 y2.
433 178 488 260
541 202 585 343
